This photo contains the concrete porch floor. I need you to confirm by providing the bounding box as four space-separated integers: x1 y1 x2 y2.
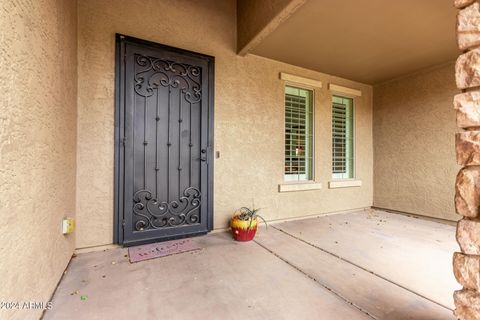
44 210 459 320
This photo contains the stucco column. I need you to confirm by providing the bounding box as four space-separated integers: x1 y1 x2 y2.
454 0 480 318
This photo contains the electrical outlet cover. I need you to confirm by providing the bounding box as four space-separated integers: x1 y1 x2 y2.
62 217 75 234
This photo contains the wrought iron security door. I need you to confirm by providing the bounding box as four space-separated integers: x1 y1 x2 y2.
115 35 214 246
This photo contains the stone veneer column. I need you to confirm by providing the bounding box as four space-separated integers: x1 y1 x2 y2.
454 0 480 319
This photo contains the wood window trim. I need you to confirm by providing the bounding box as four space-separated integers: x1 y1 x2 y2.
280 72 323 88
328 83 362 97
328 180 362 189
279 182 323 192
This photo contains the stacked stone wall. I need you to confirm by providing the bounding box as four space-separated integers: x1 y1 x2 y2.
454 0 480 318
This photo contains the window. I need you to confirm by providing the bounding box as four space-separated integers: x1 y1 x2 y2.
284 86 313 181
332 96 354 180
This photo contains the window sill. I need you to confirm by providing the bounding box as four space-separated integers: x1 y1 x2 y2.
328 180 362 189
278 182 322 193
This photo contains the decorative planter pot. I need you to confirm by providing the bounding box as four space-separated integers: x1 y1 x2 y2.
230 216 258 241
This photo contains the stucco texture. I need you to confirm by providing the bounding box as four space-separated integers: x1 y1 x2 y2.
373 63 459 221
0 0 77 319
76 0 373 248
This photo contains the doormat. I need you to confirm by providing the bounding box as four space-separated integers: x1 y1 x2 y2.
128 239 201 263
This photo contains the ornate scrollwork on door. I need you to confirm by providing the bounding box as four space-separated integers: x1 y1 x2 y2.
132 187 201 231
134 54 202 103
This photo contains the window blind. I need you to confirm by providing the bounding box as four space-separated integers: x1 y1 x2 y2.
332 96 354 179
285 86 313 181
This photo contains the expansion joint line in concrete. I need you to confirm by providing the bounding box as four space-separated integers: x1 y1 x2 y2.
253 239 377 320
269 225 453 312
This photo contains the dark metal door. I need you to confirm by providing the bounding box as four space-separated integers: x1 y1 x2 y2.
115 35 214 246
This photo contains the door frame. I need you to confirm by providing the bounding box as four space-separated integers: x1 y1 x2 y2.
113 34 214 245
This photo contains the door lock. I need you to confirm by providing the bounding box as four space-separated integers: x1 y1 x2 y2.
199 149 207 162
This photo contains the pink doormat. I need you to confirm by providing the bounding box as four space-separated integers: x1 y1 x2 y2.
128 239 201 263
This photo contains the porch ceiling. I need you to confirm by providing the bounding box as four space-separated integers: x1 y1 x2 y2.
250 0 459 84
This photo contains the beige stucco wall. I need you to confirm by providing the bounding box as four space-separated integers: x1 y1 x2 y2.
373 63 458 221
76 0 373 248
0 0 77 319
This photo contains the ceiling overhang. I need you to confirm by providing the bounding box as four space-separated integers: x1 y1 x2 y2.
237 0 459 84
